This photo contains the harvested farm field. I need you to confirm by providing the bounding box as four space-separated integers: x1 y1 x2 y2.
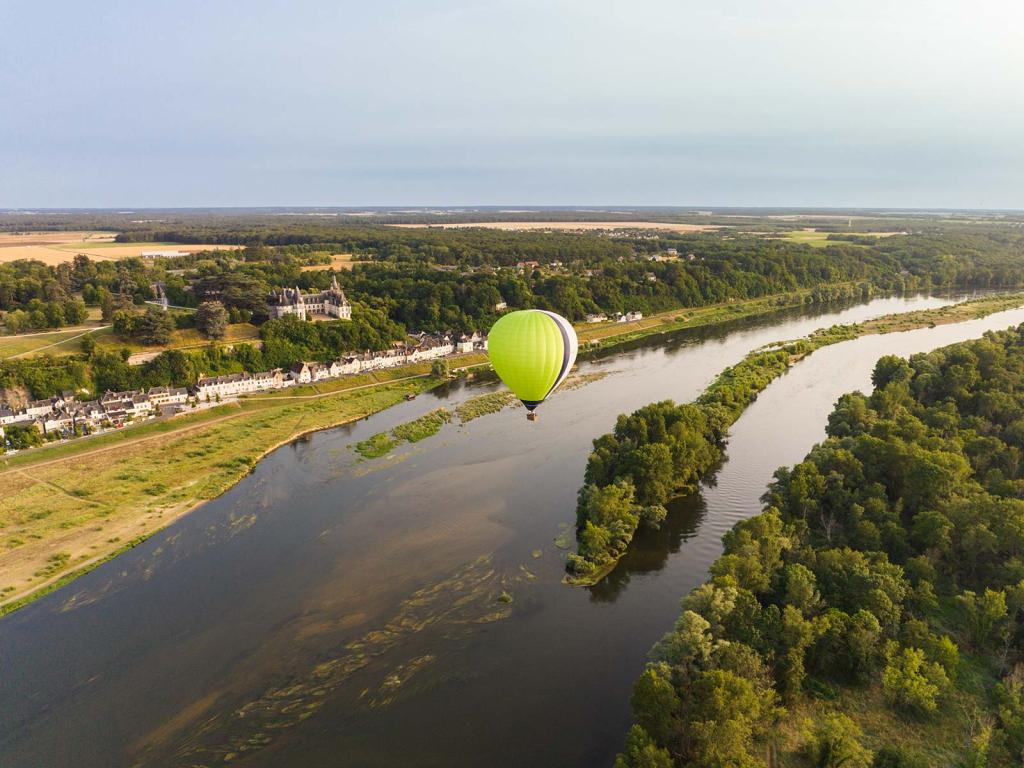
0 232 239 264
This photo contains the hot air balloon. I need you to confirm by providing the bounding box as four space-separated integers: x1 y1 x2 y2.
487 309 578 421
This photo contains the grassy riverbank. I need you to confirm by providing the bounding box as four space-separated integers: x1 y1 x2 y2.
565 291 1024 585
0 371 443 615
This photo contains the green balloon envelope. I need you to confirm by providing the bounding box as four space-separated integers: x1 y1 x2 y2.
487 310 578 411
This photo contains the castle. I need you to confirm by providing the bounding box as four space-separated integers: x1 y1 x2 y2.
268 275 352 321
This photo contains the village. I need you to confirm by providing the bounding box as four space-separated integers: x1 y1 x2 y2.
0 330 488 453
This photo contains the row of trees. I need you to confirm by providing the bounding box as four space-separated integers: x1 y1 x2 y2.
616 328 1024 767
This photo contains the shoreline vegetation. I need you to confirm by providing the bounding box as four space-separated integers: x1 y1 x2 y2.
565 292 1024 585
0 289 1018 617
614 325 1024 768
354 407 454 459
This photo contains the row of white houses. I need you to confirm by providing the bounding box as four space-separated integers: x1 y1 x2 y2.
195 332 488 398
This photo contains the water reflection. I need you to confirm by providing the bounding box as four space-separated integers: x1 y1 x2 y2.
589 491 708 604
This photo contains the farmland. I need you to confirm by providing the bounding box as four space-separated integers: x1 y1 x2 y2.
0 231 239 264
388 221 718 233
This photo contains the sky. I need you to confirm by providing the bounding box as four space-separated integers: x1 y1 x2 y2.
2 0 1023 209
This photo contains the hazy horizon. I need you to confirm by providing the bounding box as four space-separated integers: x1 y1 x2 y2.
4 0 1023 209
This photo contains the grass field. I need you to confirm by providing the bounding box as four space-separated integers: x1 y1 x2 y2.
0 326 106 359
779 229 904 248
0 323 261 361
300 253 357 271
0 372 442 614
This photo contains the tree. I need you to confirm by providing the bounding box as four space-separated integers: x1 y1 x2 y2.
630 663 680 746
111 309 136 338
802 713 873 768
614 725 673 768
62 298 88 325
134 307 174 345
80 334 96 356
784 563 821 614
195 300 229 340
881 646 949 714
957 589 1008 650
431 359 451 378
687 669 777 767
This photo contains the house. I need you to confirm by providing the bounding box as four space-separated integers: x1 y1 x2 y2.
0 406 16 425
456 332 485 353
24 398 57 418
290 362 313 384
407 334 455 362
75 401 105 423
195 370 285 399
494 301 508 312
268 275 352 321
624 311 643 322
585 313 607 324
147 386 189 406
516 260 540 271
42 410 76 434
131 394 154 415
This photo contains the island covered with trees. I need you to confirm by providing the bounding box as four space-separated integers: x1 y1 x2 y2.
614 326 1024 767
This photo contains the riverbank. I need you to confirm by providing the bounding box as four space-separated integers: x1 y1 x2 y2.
0 291 1000 615
574 283 868 348
0 370 445 614
565 291 1024 585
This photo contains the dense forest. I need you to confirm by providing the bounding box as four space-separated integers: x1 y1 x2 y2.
614 327 1024 767
6 227 1024 336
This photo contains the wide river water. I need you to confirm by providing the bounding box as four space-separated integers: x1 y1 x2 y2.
4 293 1024 767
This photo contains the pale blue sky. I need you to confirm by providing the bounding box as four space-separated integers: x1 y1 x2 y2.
2 0 1022 208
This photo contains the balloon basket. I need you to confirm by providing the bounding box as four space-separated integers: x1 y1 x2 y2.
526 412 539 422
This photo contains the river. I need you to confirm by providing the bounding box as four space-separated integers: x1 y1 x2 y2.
1 292 1022 768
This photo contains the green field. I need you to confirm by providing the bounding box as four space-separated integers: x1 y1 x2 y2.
0 326 107 359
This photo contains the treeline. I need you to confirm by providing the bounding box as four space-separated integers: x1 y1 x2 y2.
615 328 1024 768
6 228 1024 340
567 349 792 581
